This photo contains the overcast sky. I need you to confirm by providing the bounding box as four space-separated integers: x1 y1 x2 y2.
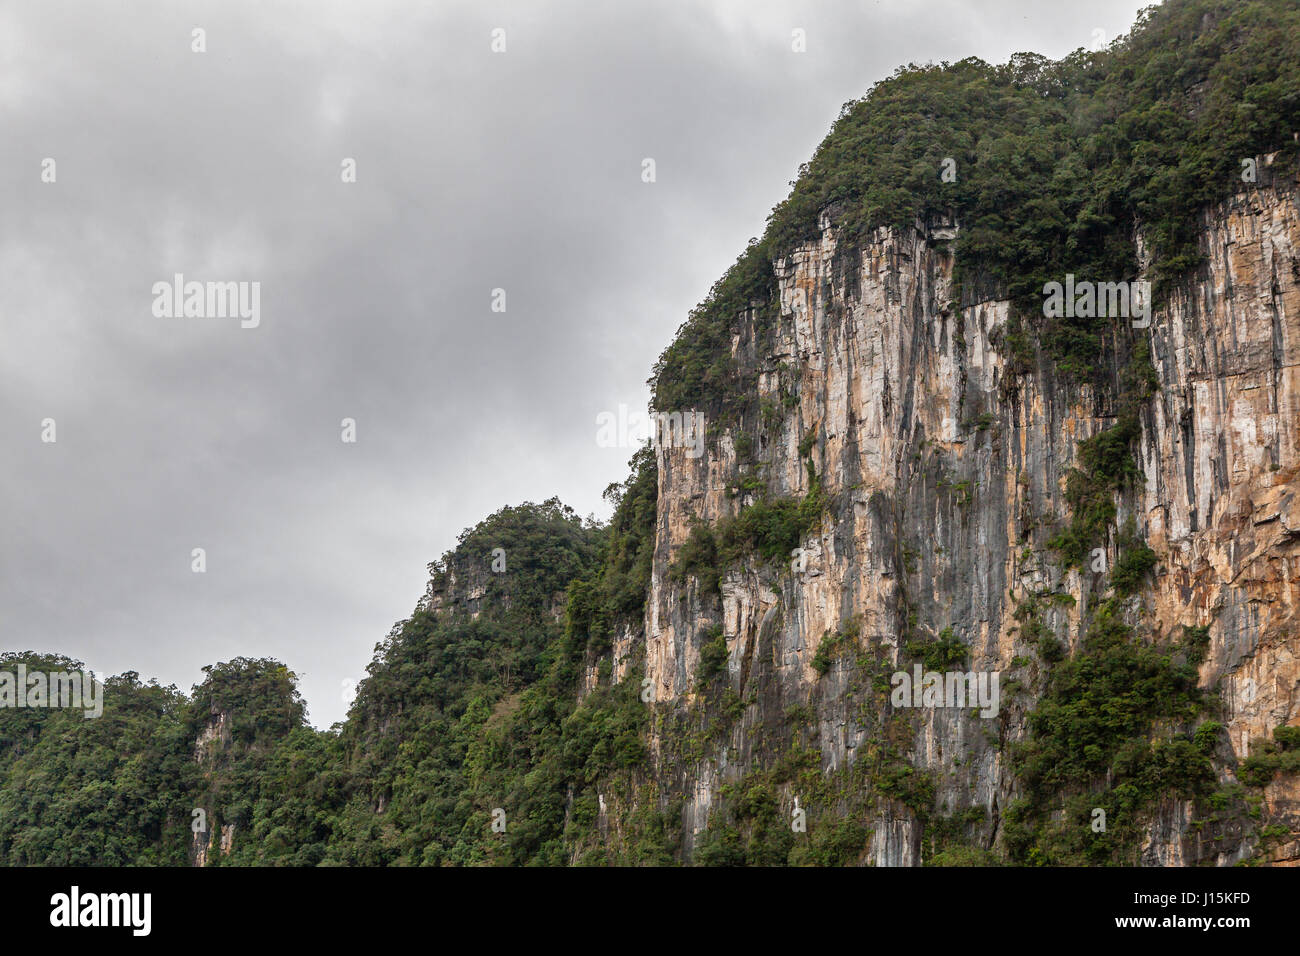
2 0 1150 727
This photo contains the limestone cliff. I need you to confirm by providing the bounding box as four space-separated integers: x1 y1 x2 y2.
627 163 1300 865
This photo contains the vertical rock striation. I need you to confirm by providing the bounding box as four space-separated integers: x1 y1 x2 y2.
640 170 1300 864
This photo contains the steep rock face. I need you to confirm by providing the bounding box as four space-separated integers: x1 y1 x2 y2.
642 171 1300 864
580 622 640 700
191 707 234 867
1142 174 1300 864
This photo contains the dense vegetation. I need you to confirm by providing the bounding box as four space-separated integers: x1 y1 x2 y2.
1005 602 1217 864
652 0 1300 416
0 655 197 865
